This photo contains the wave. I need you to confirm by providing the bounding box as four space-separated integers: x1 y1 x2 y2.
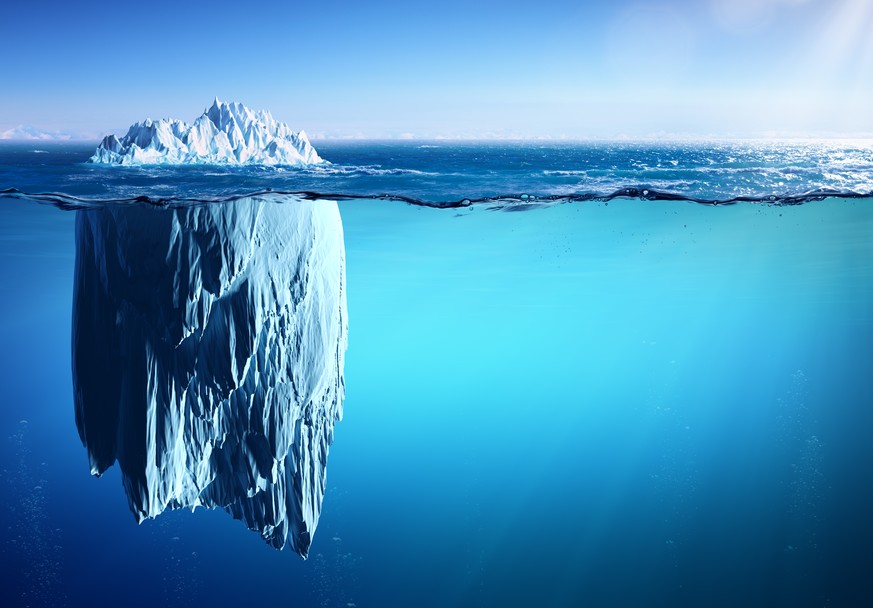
542 170 589 177
2 186 870 212
81 162 439 177
296 164 439 177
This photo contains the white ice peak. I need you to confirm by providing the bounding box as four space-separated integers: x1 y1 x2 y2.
90 99 323 166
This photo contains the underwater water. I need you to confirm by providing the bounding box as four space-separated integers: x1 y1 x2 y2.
1 141 872 607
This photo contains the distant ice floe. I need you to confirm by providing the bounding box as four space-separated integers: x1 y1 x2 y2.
90 99 323 166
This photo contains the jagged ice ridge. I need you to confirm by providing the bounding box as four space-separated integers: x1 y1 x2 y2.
72 194 346 558
90 99 323 166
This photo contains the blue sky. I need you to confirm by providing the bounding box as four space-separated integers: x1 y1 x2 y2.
1 0 871 139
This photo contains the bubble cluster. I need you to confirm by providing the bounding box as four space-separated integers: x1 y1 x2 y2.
307 488 361 608
776 370 825 551
3 420 66 607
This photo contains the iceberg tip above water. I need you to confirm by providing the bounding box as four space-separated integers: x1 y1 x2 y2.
90 98 324 166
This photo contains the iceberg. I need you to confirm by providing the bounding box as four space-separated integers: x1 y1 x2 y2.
90 99 323 166
72 193 346 558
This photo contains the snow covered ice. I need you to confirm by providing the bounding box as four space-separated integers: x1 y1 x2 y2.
90 99 323 166
72 193 346 558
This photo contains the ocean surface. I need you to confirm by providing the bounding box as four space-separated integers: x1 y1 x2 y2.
1 141 872 607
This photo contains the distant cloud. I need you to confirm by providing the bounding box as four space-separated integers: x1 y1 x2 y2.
308 131 368 141
0 124 99 141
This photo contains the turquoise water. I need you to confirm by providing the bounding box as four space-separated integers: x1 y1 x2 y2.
1 143 872 607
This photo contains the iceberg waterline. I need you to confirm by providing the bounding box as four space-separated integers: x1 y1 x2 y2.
72 193 347 558
3 186 870 212
90 99 323 166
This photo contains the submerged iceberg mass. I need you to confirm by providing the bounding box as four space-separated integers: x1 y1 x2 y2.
72 194 346 558
90 99 323 166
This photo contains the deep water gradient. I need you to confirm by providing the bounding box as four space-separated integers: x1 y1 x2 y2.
1 143 872 607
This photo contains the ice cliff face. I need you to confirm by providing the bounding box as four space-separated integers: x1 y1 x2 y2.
90 99 323 166
72 194 346 558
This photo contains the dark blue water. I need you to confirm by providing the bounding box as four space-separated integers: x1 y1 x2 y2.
3 139 872 202
1 142 872 607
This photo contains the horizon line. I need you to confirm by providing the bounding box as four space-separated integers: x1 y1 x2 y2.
3 133 873 144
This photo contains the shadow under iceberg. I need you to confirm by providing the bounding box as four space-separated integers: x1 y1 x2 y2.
72 193 347 558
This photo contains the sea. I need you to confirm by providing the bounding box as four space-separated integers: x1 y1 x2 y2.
1 140 871 607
